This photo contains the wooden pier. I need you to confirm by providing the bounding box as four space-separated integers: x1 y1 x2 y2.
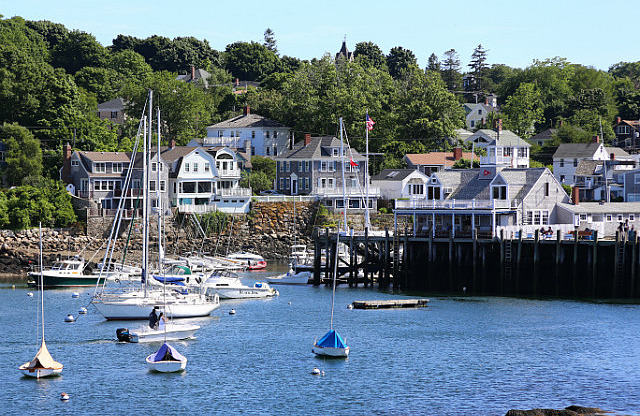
311 227 640 299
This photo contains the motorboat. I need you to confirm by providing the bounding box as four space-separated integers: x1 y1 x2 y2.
27 257 106 288
116 322 200 343
146 342 187 372
266 267 311 285
225 251 267 270
289 244 313 266
204 270 278 299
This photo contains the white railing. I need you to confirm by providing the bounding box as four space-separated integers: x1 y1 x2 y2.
254 195 320 202
202 137 244 148
496 224 598 240
177 204 217 214
218 169 241 178
217 187 252 197
394 198 517 210
314 186 381 198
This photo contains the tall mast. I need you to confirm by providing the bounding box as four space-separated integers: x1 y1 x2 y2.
339 118 348 233
143 90 152 297
364 112 371 232
157 107 163 269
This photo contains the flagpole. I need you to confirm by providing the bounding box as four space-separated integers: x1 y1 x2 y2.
364 111 371 232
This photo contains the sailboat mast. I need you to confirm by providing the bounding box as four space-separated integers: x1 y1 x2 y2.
330 228 340 330
39 222 44 343
364 112 371 232
339 118 348 233
157 107 163 269
143 90 152 297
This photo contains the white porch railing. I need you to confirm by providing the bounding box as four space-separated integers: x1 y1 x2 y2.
496 224 600 240
202 137 244 147
314 186 381 198
176 204 217 214
217 187 252 197
394 198 517 210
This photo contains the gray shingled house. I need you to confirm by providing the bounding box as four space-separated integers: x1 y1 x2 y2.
274 134 378 212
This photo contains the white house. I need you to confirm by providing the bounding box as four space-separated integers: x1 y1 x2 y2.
204 106 291 157
463 96 497 130
552 139 614 185
466 128 531 168
371 169 430 201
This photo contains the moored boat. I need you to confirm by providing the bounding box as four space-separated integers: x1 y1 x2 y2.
28 257 106 288
146 342 187 372
204 270 277 299
225 251 267 270
266 267 311 285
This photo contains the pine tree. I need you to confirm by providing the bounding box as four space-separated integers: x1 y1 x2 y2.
468 44 488 92
263 28 277 54
442 49 461 90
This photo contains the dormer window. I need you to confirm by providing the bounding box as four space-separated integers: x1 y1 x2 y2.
185 163 190 172
427 186 441 200
333 148 338 157
492 185 507 200
95 162 106 173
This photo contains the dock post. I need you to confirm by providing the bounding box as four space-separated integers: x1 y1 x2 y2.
363 227 369 288
384 227 390 288
573 228 578 296
533 229 539 295
499 229 505 295
516 229 522 294
555 230 561 297
313 227 322 286
631 233 637 298
592 230 598 297
393 226 399 287
613 231 620 298
449 230 454 292
403 227 409 288
481 242 487 292
348 229 355 287
472 228 477 292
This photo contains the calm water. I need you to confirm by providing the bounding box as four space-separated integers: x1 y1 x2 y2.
2 266 640 415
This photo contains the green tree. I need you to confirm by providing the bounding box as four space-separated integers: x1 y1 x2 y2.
263 28 277 54
0 123 43 186
442 49 462 91
51 30 108 74
223 41 279 81
426 53 441 73
501 82 544 137
25 19 69 51
74 66 121 102
386 46 417 79
467 44 489 93
354 41 386 70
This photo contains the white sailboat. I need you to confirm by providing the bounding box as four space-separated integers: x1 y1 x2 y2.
146 342 187 372
93 90 219 321
19 224 64 378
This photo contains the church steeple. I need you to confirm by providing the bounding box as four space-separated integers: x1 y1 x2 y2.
335 36 354 62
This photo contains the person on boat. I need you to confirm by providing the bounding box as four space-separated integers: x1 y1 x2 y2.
158 312 165 330
148 308 158 329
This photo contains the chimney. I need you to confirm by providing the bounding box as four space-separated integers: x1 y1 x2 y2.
243 105 250 116
235 78 240 87
593 135 600 143
244 139 252 159
616 116 622 124
169 139 176 150
485 98 488 105
571 186 579 205
62 143 72 184
610 152 615 161
304 133 311 146
498 119 502 132
453 147 463 161
191 66 195 81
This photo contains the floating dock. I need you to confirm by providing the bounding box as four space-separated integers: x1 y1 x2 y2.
351 299 429 309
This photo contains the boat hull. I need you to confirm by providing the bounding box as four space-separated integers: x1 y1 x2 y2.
128 323 200 343
215 287 277 299
312 345 350 357
266 271 311 285
28 272 106 288
19 366 63 378
93 294 220 320
146 356 187 372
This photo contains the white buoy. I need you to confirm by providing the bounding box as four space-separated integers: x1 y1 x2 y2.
229 309 236 315
60 393 69 401
347 304 353 309
288 302 292 305
11 285 15 289
78 307 87 315
72 292 80 298
311 367 321 375
27 292 33 297
65 314 75 322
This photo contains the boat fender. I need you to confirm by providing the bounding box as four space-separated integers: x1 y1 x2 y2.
72 292 80 298
116 328 132 342
27 292 33 297
78 307 88 315
311 367 321 375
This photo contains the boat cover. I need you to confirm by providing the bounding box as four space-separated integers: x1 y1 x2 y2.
315 329 347 348
153 275 186 286
20 339 63 370
148 342 186 363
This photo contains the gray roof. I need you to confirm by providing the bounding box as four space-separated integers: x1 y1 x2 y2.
176 68 211 88
97 97 125 111
434 168 546 201
467 129 531 147
371 169 416 182
574 160 602 176
276 136 365 161
530 128 556 142
557 202 640 214
207 113 285 129
552 142 601 158
605 146 632 160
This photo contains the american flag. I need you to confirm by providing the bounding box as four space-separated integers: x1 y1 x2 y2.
366 114 375 131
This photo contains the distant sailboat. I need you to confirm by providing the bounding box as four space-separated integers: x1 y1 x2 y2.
312 219 350 357
20 223 63 378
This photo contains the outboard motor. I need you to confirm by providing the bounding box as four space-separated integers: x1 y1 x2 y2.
116 328 132 342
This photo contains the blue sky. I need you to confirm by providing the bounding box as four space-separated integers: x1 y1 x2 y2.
4 0 637 71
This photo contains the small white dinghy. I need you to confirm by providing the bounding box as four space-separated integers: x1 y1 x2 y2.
266 267 311 285
146 342 187 373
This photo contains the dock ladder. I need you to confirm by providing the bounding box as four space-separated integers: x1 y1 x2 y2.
504 239 512 280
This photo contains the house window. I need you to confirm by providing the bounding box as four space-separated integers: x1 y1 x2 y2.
193 163 198 172
273 145 277 155
112 163 123 173
95 162 106 173
427 186 441 200
559 159 564 167
544 182 549 196
619 125 630 134
133 180 141 189
150 181 156 191
634 174 640 184
160 181 166 191
274 131 278 138
518 148 528 158
285 161 290 172
279 178 284 190
251 131 255 138
560 175 565 183
185 163 190 172
579 214 588 221
630 214 636 221
335 199 344 209
305 177 310 190
266 131 270 138
204 163 210 172
327 178 335 188
251 146 255 155
470 120 475 128
305 161 310 172
478 109 482 114
504 147 512 156
410 184 424 195
617 214 624 221
320 161 328 172
606 214 613 222
111 111 117 119
71 160 79 167
298 161 304 171
266 147 270 156
525 210 549 225
285 178 290 189
333 148 339 157
492 185 507 200
349 199 360 209
152 162 157 172
573 159 578 167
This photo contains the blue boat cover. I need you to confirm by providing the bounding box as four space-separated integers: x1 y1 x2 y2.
149 342 186 362
152 275 185 286
316 329 347 348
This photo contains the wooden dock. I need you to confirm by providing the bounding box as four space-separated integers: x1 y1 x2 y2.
351 299 429 309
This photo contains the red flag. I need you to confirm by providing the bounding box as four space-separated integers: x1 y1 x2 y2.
350 158 359 167
366 114 375 131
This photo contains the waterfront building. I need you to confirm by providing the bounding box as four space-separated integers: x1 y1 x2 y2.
371 169 430 201
404 147 478 175
465 127 531 168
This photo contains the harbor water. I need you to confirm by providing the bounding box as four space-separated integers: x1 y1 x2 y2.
2 265 640 415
